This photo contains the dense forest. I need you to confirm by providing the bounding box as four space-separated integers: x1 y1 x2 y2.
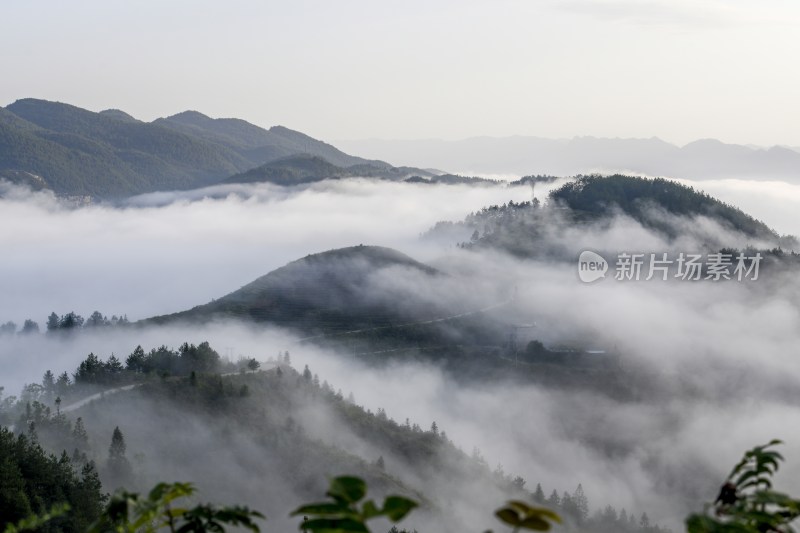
0 341 671 533
424 175 798 262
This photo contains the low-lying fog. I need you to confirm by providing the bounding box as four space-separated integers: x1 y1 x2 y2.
2 175 800 530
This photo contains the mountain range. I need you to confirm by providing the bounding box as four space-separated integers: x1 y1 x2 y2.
336 136 800 180
0 99 401 198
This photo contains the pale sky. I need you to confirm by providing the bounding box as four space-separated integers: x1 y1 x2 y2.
2 0 799 146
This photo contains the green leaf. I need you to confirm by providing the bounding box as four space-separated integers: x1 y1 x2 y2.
360 500 382 520
301 517 370 532
495 508 521 527
327 477 367 505
519 516 553 531
381 496 418 521
292 503 352 517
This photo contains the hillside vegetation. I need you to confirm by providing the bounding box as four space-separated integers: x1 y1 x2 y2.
0 100 399 199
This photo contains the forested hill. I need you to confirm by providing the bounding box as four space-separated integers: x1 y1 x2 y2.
0 99 401 199
145 245 445 332
425 174 792 258
2 99 247 197
550 175 779 241
0 343 671 533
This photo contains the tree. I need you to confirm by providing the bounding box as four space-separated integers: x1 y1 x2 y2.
46 312 59 332
533 483 545 503
41 370 55 394
0 427 104 531
283 351 291 365
73 417 90 453
109 426 127 461
107 426 132 487
640 512 650 529
0 321 17 335
20 319 39 334
55 372 70 396
85 311 107 328
573 483 589 522
74 353 103 384
430 421 439 436
126 345 146 373
247 358 260 372
59 312 84 330
376 455 385 470
303 364 312 381
105 355 124 378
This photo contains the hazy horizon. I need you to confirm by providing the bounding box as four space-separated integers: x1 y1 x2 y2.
3 1 800 147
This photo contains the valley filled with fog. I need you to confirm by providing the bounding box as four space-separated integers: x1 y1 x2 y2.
2 173 800 531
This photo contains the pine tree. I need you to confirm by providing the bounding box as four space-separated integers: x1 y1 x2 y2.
547 489 560 507
107 426 132 487
41 370 55 392
126 345 146 373
533 483 545 503
303 365 312 381
46 312 60 332
602 504 618 524
573 483 589 522
56 372 70 396
109 426 126 460
376 455 385 470
640 512 650 529
430 421 438 436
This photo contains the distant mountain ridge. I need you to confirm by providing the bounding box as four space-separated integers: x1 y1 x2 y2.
222 154 444 186
336 136 800 180
153 110 382 168
0 99 397 198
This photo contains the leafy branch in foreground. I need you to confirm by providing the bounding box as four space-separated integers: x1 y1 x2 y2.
291 476 418 532
292 476 563 533
494 500 562 532
686 439 800 533
87 482 264 533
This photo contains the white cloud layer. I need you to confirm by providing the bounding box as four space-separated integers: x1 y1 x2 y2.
2 176 800 530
